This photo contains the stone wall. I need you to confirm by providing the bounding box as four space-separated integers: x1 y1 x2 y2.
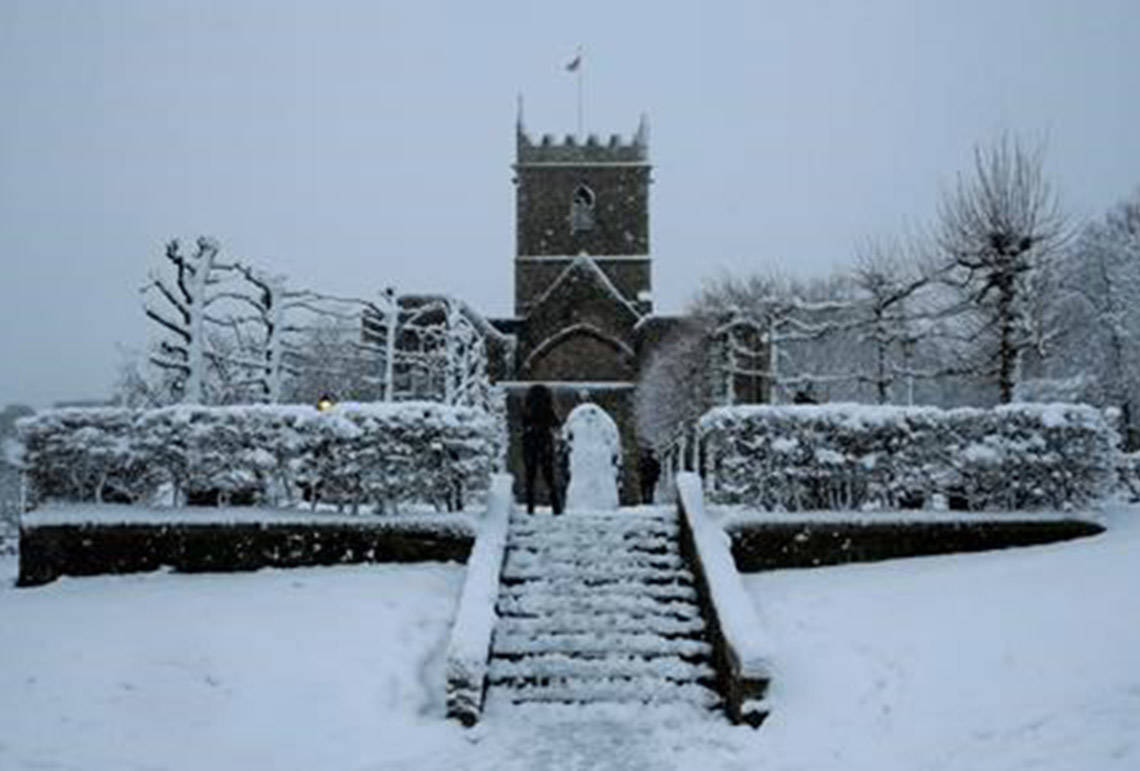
18 520 474 587
726 519 1106 572
524 333 636 382
514 164 649 261
515 257 650 318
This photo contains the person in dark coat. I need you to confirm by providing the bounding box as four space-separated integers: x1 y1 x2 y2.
522 383 562 515
639 448 661 504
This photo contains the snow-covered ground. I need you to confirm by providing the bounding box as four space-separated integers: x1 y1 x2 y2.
741 502 1140 770
19 502 476 535
2 503 1138 770
0 559 466 770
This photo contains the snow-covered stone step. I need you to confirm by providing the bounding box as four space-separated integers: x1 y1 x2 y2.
496 592 702 619
501 563 694 585
503 550 684 571
496 678 722 708
506 533 674 552
499 580 696 601
509 508 672 522
508 536 674 547
506 531 680 549
508 516 677 533
506 539 679 557
498 612 708 638
492 631 713 658
506 535 677 555
510 515 674 526
488 653 715 683
498 580 699 603
486 504 723 715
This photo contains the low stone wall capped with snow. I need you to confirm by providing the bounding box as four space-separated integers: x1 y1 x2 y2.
18 402 500 513
699 403 1116 511
17 508 475 587
445 474 513 725
675 473 771 726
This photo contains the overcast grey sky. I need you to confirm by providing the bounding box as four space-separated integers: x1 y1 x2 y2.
2 0 1138 408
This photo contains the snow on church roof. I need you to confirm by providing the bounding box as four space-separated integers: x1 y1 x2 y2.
529 254 643 323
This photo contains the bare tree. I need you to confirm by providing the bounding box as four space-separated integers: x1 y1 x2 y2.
1043 189 1140 443
935 136 1068 403
282 316 378 404
634 320 718 453
691 273 859 403
141 237 244 404
111 344 179 407
850 237 930 403
207 266 368 404
381 294 500 411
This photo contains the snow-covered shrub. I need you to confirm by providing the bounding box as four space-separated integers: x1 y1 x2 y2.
18 402 499 513
1115 451 1140 501
0 461 19 555
17 408 154 504
700 403 1116 511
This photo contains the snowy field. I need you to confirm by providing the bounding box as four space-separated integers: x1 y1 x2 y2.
2 504 1139 770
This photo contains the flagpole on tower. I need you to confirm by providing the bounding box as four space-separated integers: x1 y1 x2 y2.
577 47 583 138
566 45 583 138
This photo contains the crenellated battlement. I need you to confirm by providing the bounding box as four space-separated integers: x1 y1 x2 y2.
516 114 649 165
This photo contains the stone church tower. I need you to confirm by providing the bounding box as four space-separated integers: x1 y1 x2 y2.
495 112 655 505
513 113 652 320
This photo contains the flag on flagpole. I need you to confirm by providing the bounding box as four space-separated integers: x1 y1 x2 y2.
565 49 582 72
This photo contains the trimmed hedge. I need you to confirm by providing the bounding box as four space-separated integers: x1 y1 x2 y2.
1117 451 1140 500
18 402 500 513
17 518 475 587
725 518 1105 573
699 403 1116 511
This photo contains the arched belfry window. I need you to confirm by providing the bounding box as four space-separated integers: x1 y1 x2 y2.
570 184 596 234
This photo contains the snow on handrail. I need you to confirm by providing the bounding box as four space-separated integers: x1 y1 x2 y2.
444 473 513 725
676 472 772 725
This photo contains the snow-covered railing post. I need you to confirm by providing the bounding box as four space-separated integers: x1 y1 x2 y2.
445 473 513 726
702 428 718 495
675 472 772 726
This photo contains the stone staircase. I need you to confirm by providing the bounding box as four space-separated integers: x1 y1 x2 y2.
486 506 722 711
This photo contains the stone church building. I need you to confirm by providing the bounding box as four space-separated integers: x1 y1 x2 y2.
489 111 687 505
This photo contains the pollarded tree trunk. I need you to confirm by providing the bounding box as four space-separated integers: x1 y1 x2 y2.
997 277 1017 404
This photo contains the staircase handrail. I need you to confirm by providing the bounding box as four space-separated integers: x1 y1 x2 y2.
675 471 773 726
445 473 513 725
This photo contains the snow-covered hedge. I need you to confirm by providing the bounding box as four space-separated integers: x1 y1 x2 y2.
18 402 500 513
1116 451 1140 501
699 403 1117 511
